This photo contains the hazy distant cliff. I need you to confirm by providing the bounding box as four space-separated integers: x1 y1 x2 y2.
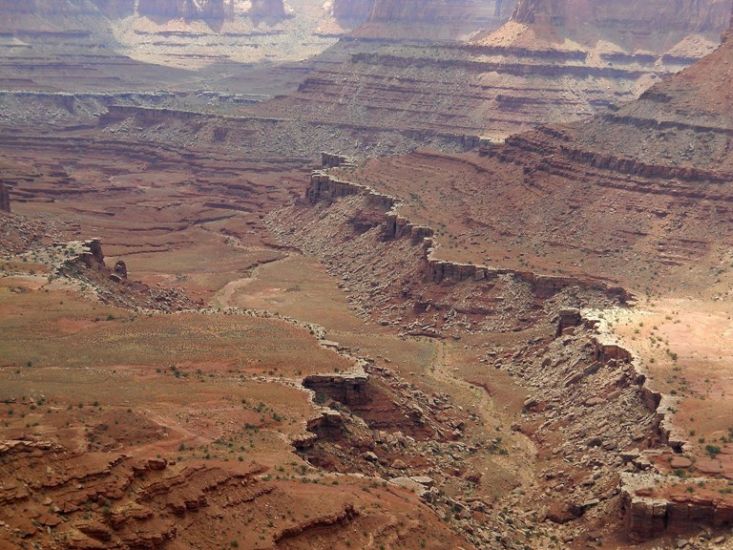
367 0 515 26
329 0 374 22
0 0 291 21
136 0 231 19
353 0 517 40
511 0 733 47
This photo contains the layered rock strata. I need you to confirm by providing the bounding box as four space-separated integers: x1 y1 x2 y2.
0 0 333 86
306 170 630 302
0 0 289 22
267 159 701 546
511 0 732 40
621 473 733 540
284 10 733 542
260 0 732 146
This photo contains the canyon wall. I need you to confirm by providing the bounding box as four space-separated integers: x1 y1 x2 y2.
133 0 290 20
621 473 733 540
299 15 733 291
289 20 733 538
306 170 630 302
0 0 334 88
259 0 733 148
514 0 731 32
508 0 733 51
566 14 733 173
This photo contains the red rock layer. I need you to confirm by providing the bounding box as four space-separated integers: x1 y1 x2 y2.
312 5 733 293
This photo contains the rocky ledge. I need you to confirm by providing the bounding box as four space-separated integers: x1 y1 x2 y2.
306 166 631 303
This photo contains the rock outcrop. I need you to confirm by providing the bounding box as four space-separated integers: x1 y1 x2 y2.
306 170 630 303
52 239 195 311
621 473 733 540
303 369 370 407
112 260 128 281
555 307 581 336
313 18 733 292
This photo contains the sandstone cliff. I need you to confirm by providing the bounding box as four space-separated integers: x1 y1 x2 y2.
293 3 733 291
504 0 733 52
135 0 294 20
258 0 732 149
514 0 731 32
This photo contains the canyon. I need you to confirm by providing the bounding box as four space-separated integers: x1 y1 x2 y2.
0 0 355 96
1 0 733 549
258 0 733 144
269 7 733 543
